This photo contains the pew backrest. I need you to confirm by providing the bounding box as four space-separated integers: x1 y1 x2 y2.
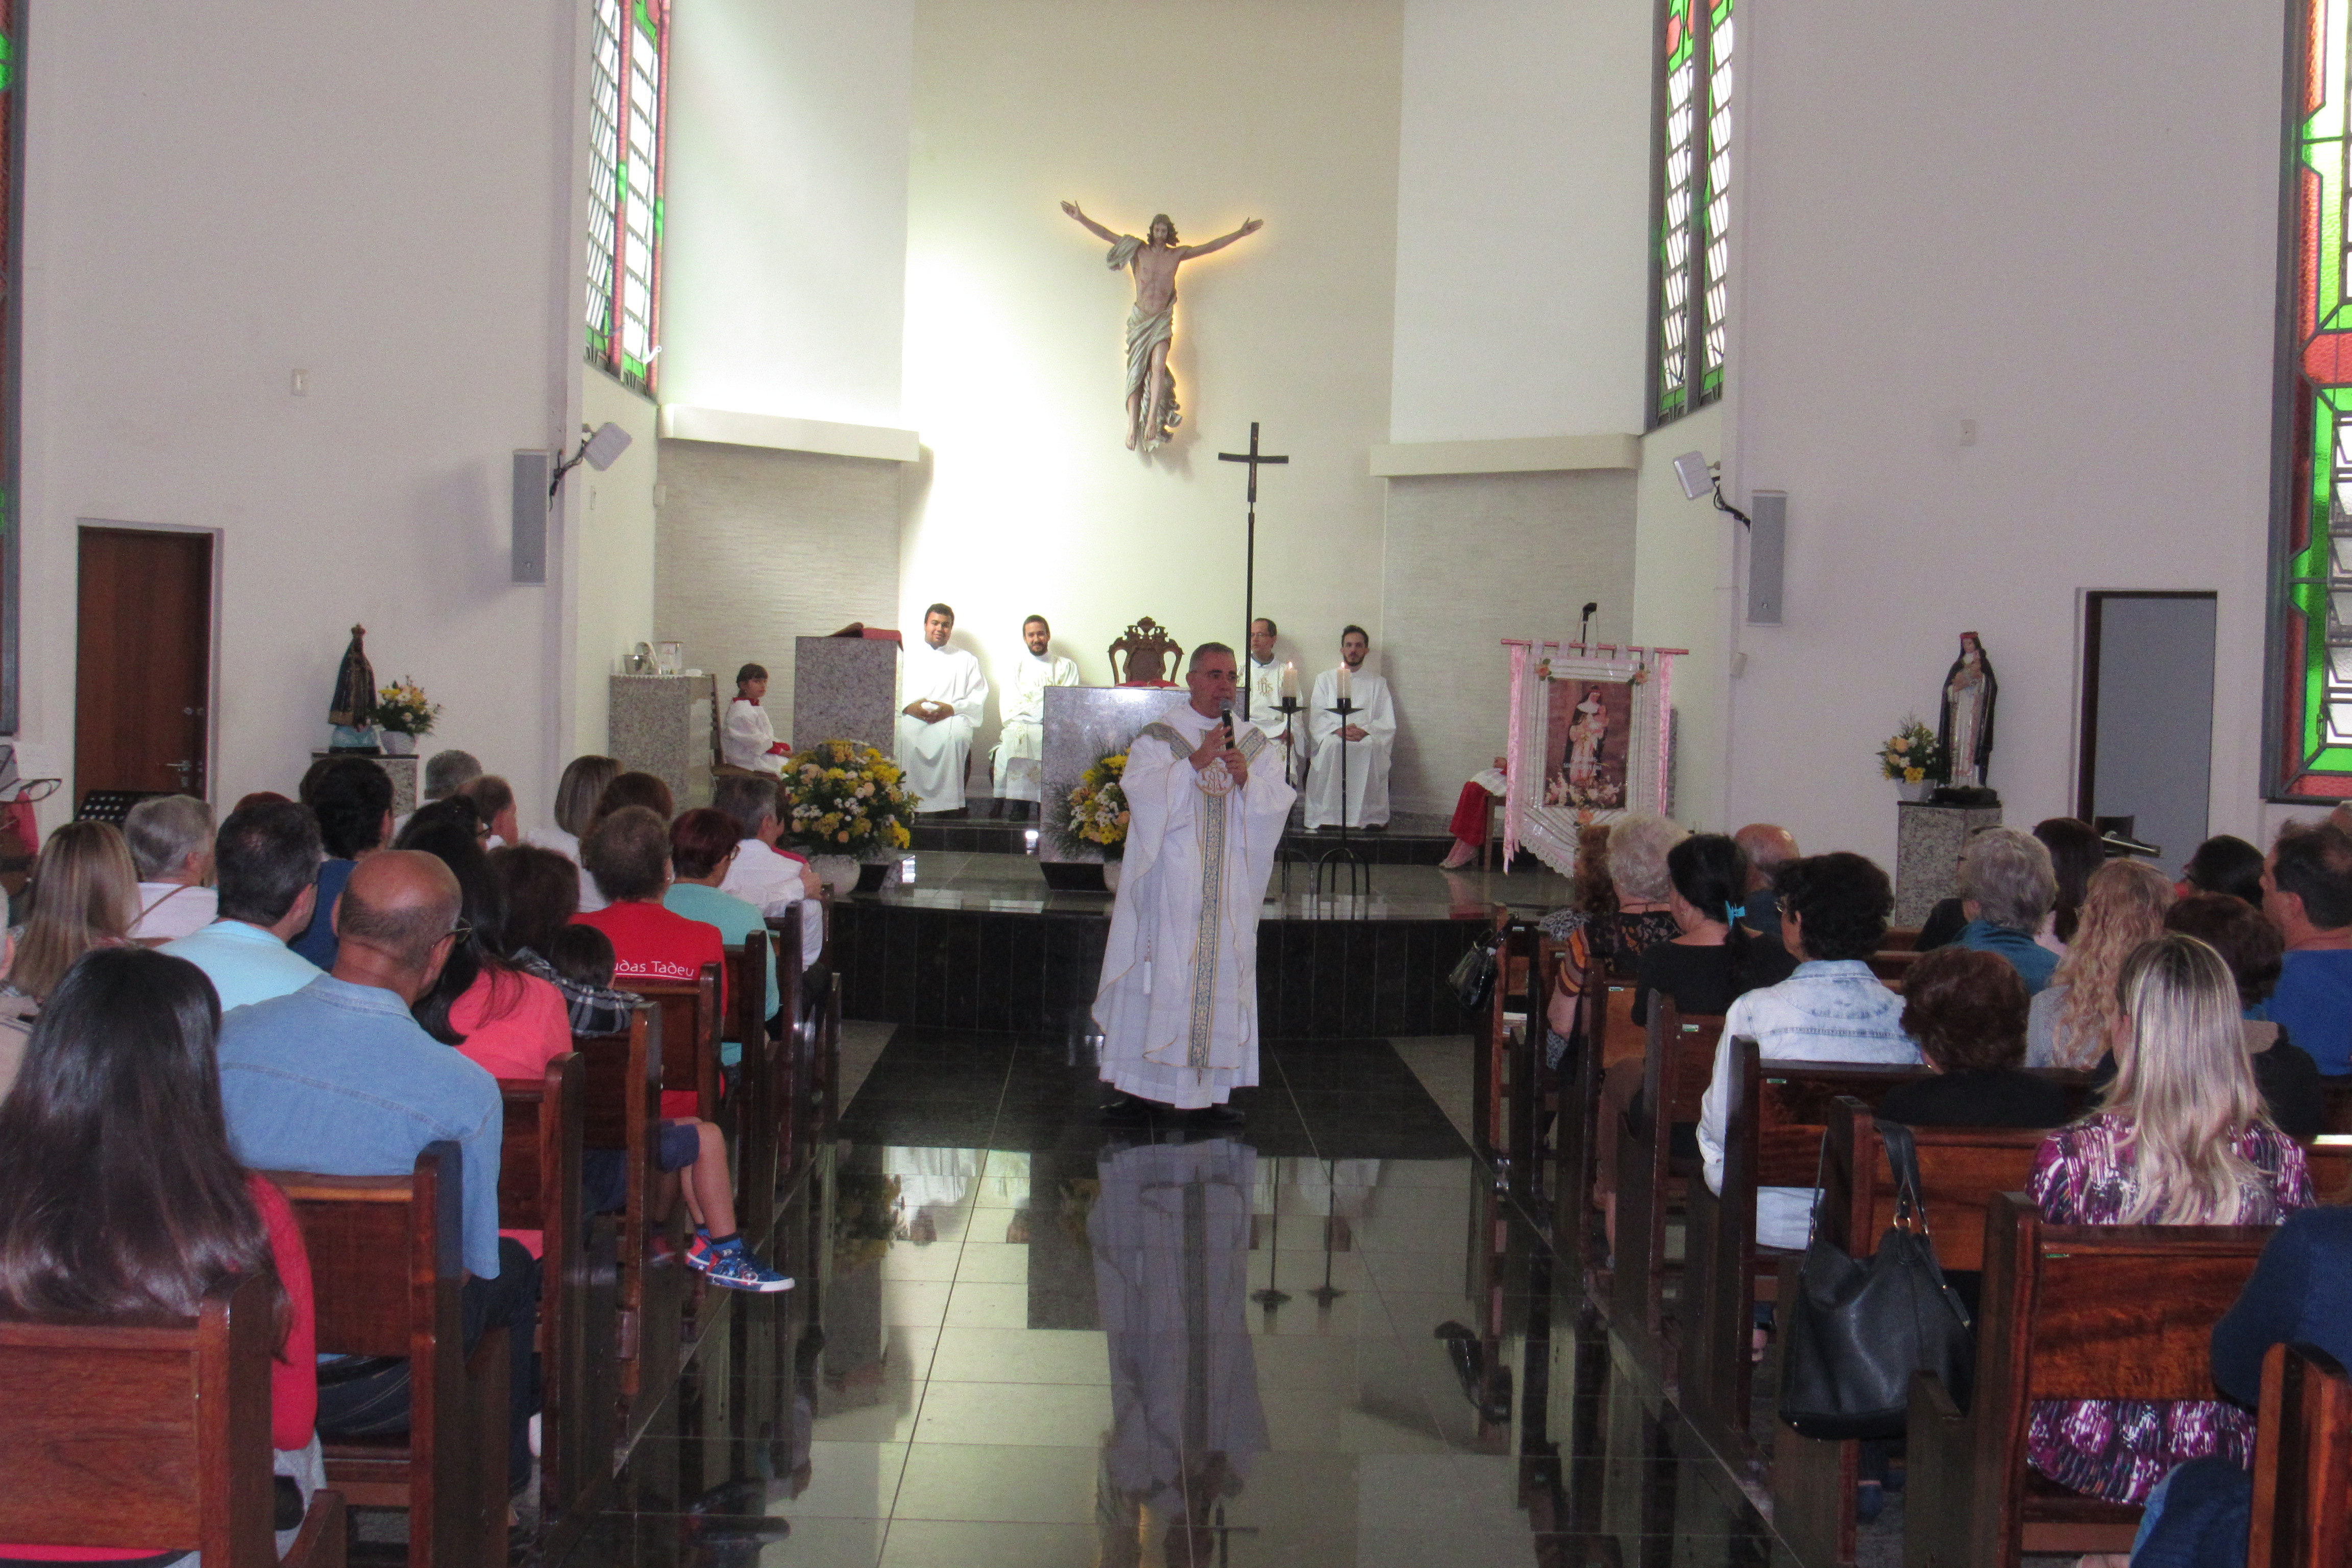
2307 1135 2352 1206
0 1273 342 1567
618 963 721 1119
722 931 768 1047
1822 1098 2052 1274
2249 1342 2352 1568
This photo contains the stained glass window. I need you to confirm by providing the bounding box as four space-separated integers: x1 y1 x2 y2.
0 0 20 733
2276 0 2352 796
586 0 667 395
1649 0 1733 428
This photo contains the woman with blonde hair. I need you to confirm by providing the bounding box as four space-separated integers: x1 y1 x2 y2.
2025 857 2174 1068
2025 933 2312 1509
11 820 140 1000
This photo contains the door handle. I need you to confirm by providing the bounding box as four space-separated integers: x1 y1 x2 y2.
164 760 194 789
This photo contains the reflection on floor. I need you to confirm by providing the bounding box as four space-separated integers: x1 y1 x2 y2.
558 1029 1801 1567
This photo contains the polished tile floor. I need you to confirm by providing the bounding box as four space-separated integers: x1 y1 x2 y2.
558 1029 1799 1567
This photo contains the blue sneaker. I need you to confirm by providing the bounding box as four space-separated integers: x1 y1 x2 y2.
704 1244 795 1293
683 1231 717 1273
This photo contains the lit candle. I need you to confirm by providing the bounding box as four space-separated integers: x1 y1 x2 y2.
1336 663 1353 703
1281 661 1298 700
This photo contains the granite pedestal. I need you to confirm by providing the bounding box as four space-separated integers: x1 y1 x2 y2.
610 673 717 810
794 635 898 754
1895 799 2004 927
1038 685 1184 887
310 752 417 817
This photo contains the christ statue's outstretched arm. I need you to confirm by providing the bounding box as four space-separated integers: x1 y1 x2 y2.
1179 218 1263 259
1060 201 1122 244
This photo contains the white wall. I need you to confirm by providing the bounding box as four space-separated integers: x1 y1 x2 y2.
1388 0 1652 443
662 0 915 430
901 0 1404 773
570 374 662 771
1631 407 1735 830
21 1 585 822
1722 0 2284 864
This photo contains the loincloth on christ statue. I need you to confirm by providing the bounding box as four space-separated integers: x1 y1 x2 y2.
1124 299 1179 444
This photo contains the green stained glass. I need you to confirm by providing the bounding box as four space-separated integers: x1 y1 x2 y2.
1650 0 1730 428
585 0 665 393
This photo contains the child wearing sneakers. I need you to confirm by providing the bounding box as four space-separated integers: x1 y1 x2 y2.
547 924 793 1293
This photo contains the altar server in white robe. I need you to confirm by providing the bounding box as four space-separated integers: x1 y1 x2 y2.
1089 1135 1266 1564
1306 625 1396 829
1094 644 1293 1118
1245 617 1305 783
896 602 989 813
990 614 1081 819
721 663 791 774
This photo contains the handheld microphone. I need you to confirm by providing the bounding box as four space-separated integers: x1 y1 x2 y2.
1219 698 1236 748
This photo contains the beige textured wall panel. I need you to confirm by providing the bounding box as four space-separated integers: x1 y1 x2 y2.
655 439 904 745
1379 470 1635 816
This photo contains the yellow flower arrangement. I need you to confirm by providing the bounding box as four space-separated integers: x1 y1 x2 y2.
1876 717 1947 785
780 739 922 856
1054 750 1133 859
371 677 441 737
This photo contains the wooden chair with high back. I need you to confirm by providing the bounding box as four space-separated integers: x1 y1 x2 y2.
1678 1041 1931 1464
1607 1000 1724 1377
1772 1099 2060 1568
1107 616 1184 686
1905 1192 2277 1568
494 1054 596 1553
2249 1341 2352 1568
267 1143 510 1568
570 1006 672 1452
0 1272 348 1568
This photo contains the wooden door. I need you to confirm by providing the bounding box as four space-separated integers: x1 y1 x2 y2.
76 527 211 800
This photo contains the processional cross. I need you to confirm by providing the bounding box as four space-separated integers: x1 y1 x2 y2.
1218 421 1288 721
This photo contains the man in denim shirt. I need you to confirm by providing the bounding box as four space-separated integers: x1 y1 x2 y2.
1698 852 1921 1250
220 850 537 1489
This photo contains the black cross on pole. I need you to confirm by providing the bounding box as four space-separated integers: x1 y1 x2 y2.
1218 422 1288 721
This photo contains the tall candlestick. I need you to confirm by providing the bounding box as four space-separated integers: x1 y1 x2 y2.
1282 660 1298 700
1336 663 1353 703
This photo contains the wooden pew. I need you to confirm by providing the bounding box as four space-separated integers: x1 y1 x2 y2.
2249 1341 2352 1568
270 1143 510 1568
495 1055 596 1552
766 902 825 1186
1471 906 1518 1174
2321 1081 2352 1137
724 932 777 1246
0 1272 347 1568
1866 949 1921 988
1607 1001 1723 1373
1905 1192 2275 1568
1773 1099 2052 1568
570 1006 677 1452
619 961 723 1123
2310 1136 2352 1204
1679 1041 1930 1462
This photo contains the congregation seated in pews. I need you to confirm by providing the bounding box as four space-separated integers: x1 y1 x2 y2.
0 742 836 1556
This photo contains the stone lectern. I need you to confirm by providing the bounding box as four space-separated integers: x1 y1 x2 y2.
794 634 899 755
610 673 717 810
1894 799 2004 927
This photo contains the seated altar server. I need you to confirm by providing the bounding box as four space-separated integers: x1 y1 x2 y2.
1245 617 1305 772
1306 625 1396 830
991 615 1080 821
722 663 791 774
897 602 989 814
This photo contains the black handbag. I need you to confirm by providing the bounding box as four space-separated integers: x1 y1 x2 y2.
1777 1120 1975 1440
1448 928 1505 1014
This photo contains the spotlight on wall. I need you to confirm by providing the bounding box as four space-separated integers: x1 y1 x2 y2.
548 421 634 500
1670 448 1752 528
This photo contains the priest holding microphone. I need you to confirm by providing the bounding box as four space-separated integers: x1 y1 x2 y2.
1094 643 1294 1122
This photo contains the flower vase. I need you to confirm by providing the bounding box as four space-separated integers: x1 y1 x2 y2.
809 854 860 895
856 861 896 893
381 731 416 756
1894 779 1932 804
1102 861 1123 893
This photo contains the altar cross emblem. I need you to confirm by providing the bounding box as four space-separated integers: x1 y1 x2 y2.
1219 421 1288 722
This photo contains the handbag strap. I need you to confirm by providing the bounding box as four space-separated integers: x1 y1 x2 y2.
1878 1119 1931 1240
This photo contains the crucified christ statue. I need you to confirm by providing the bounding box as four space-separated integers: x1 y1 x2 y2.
1061 202 1263 451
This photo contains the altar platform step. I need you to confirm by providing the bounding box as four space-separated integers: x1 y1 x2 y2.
909 803 1478 867
828 849 1571 1038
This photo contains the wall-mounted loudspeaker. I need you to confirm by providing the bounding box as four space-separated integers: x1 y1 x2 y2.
512 450 552 584
1746 489 1785 625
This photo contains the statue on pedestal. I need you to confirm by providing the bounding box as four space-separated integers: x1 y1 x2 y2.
1060 202 1264 452
327 625 379 752
1937 631 1998 791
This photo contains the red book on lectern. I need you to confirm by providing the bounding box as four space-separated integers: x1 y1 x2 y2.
827 623 903 644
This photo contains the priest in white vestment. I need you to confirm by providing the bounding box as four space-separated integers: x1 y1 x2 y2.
990 614 1081 819
895 603 989 813
1089 1135 1266 1564
1305 625 1396 829
1094 643 1293 1117
1245 617 1304 785
721 663 791 775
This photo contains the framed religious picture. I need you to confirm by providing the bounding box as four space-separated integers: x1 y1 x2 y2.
1498 638 1683 880
1543 677 1634 810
